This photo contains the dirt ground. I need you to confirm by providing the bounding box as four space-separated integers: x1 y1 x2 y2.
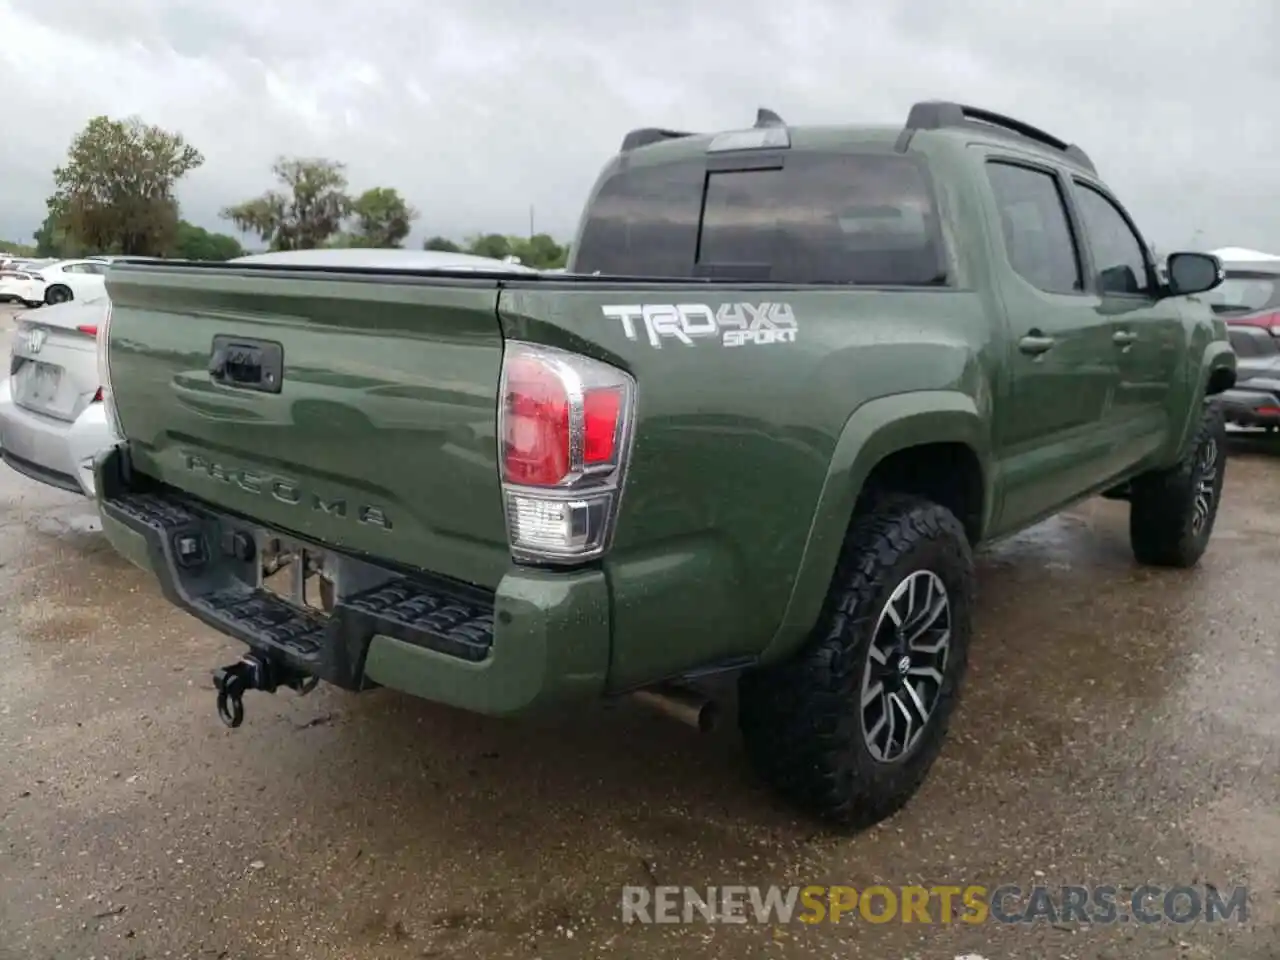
0 302 1276 959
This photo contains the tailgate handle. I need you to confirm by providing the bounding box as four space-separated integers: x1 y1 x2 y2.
209 336 284 394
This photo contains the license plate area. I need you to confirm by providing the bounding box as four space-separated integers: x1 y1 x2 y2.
260 538 335 615
14 361 62 410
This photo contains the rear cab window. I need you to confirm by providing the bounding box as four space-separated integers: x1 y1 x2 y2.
571 149 948 286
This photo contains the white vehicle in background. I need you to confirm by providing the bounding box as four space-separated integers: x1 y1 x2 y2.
85 255 169 265
0 298 117 497
0 260 53 304
0 258 111 307
4 258 55 273
0 267 35 303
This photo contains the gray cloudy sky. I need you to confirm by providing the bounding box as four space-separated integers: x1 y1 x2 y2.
0 0 1276 252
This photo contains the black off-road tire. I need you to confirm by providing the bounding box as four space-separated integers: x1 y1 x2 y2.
1129 402 1226 568
738 495 975 829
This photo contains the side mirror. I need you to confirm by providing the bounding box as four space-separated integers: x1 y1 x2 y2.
1165 252 1224 297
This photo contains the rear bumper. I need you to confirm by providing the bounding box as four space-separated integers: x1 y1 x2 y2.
1219 387 1280 427
0 377 116 496
0 281 39 303
93 446 611 716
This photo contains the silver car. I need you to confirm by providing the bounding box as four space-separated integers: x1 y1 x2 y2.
0 298 117 496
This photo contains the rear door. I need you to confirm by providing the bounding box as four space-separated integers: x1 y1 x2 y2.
60 260 109 299
1066 178 1181 467
980 155 1122 529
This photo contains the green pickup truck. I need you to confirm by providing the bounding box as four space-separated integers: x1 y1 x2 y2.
94 100 1235 828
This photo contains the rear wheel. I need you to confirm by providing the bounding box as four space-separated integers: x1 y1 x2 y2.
44 285 72 305
1129 402 1226 568
738 495 975 829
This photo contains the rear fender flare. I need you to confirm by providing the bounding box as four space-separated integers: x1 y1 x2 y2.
759 391 992 664
1169 339 1236 462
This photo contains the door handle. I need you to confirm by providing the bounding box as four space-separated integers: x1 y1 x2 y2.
1018 333 1056 356
1112 330 1139 346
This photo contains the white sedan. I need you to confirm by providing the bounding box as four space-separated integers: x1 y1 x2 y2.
0 298 118 497
0 258 109 306
0 266 45 305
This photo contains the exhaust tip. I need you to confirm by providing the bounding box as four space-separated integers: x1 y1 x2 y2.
696 700 719 733
631 683 719 733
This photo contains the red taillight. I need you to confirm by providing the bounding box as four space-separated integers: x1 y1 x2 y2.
92 387 103 402
96 300 123 437
583 386 622 464
497 342 635 563
77 324 98 337
1236 311 1280 336
501 355 572 486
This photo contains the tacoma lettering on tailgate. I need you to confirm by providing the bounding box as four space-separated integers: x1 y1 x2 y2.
183 453 393 529
602 302 798 349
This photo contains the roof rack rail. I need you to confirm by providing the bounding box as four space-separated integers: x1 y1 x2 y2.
619 127 697 153
755 107 785 128
902 100 1096 173
622 108 786 153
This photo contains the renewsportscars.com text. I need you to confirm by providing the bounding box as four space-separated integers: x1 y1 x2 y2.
620 884 1249 926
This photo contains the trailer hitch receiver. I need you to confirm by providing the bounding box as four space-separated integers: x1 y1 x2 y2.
212 654 319 728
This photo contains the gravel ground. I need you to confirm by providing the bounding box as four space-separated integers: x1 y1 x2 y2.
0 300 1276 959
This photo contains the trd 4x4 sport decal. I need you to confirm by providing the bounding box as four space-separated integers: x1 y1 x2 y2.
602 303 798 349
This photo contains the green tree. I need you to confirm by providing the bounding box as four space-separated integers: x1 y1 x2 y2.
423 233 570 266
0 239 35 257
174 220 244 261
32 204 84 258
49 116 203 256
423 236 461 252
467 233 512 260
347 187 417 248
510 233 568 269
31 215 58 257
221 157 351 251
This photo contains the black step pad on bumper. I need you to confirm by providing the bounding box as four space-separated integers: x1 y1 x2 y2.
343 580 494 662
101 491 496 689
192 589 329 660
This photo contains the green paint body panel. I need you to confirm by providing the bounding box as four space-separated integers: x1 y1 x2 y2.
99 123 1236 714
105 269 512 591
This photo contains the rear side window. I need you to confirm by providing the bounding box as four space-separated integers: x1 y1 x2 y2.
573 152 946 286
984 161 1082 295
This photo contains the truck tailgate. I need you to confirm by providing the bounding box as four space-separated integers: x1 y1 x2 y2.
104 266 510 590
